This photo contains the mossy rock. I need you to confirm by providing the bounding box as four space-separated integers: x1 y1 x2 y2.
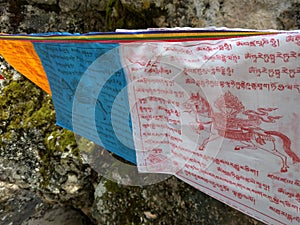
0 69 80 187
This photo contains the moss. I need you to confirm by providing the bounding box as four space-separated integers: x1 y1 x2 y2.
104 179 121 193
0 76 55 148
76 136 96 154
45 129 79 154
24 98 55 129
40 127 80 188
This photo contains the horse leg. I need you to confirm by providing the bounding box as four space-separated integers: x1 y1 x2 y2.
234 141 257 151
199 133 220 150
254 139 289 173
269 140 289 173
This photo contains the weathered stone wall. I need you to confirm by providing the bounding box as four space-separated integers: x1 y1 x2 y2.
0 0 299 224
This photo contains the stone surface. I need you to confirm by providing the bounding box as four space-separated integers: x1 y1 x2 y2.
27 0 57 5
0 0 300 225
58 0 81 12
22 207 91 225
91 177 263 225
0 181 92 225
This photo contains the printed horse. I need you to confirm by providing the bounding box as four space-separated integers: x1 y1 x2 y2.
184 91 300 173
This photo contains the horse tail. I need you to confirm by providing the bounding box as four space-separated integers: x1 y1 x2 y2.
265 131 300 163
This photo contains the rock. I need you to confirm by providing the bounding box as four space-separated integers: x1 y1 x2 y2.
22 207 91 225
26 0 57 5
58 0 82 12
62 174 82 194
91 177 262 225
0 68 95 214
0 181 92 225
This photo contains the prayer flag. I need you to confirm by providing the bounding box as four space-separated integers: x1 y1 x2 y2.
1 28 300 224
